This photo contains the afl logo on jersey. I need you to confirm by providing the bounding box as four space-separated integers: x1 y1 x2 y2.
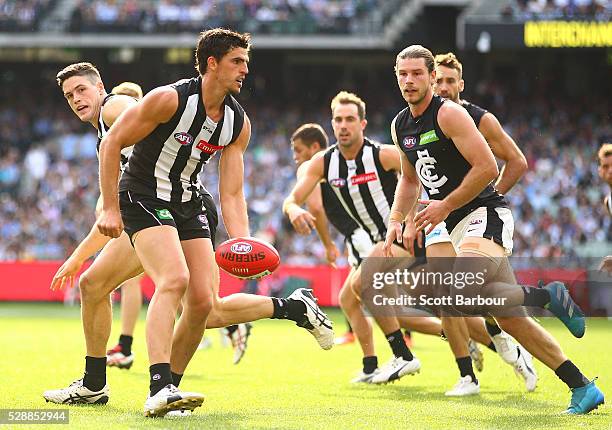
403 136 417 149
330 178 347 188
174 132 193 146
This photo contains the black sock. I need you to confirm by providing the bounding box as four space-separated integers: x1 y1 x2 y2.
363 356 378 374
271 297 307 323
555 360 589 389
385 329 413 361
118 334 133 356
83 356 106 391
171 371 183 388
522 286 551 307
456 356 478 384
149 363 173 396
486 341 497 352
225 325 239 335
485 321 502 337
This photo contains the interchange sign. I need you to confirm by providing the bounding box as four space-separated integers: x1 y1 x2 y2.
524 21 612 48
462 20 612 50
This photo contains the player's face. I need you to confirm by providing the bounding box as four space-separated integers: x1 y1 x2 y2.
62 75 104 123
291 139 320 166
599 154 612 186
434 65 464 103
395 57 434 106
213 47 249 95
332 103 366 148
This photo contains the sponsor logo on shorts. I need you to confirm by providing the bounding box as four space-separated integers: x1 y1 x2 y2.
330 178 347 188
419 129 439 146
174 132 193 146
155 208 173 220
403 136 417 149
469 219 483 225
230 242 252 254
351 172 377 186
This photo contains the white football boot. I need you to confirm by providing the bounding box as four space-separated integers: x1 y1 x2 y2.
490 331 519 364
43 379 109 405
143 384 204 418
350 369 380 384
288 288 334 350
224 323 252 365
371 357 421 384
445 375 480 396
513 345 538 392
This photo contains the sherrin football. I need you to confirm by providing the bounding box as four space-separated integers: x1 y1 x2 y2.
215 237 281 280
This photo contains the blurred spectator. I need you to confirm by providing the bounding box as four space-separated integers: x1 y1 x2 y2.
0 0 54 31
506 0 610 21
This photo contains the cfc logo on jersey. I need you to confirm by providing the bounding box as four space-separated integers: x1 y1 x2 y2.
415 149 447 195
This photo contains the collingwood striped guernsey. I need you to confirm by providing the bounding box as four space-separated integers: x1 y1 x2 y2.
323 138 397 242
97 94 132 169
119 76 245 202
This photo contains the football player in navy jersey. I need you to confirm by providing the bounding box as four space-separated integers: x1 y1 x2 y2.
431 52 537 394
385 44 603 413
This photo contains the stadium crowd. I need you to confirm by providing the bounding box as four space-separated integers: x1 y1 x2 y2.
0 78 609 263
505 0 611 21
0 0 55 31
66 0 387 34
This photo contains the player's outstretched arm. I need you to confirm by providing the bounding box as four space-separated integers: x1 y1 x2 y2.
97 87 177 238
415 102 498 234
298 161 338 266
282 153 325 235
479 112 528 194
219 115 251 238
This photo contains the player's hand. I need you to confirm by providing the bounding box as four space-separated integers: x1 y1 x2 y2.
383 220 402 257
414 199 451 235
97 208 124 238
50 256 84 291
324 243 340 268
599 255 612 275
402 220 422 257
287 207 316 235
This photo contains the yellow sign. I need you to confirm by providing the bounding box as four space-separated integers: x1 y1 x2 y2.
524 21 612 48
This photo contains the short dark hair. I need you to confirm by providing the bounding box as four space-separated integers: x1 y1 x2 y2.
195 28 251 75
434 52 463 79
56 62 102 87
395 45 435 73
291 123 329 149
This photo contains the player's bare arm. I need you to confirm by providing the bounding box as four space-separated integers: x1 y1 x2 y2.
414 102 498 234
51 94 140 290
384 122 421 256
298 160 339 266
479 112 527 195
282 152 326 235
219 114 251 238
98 87 178 238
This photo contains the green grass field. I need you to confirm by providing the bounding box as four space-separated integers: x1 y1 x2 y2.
0 303 609 429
